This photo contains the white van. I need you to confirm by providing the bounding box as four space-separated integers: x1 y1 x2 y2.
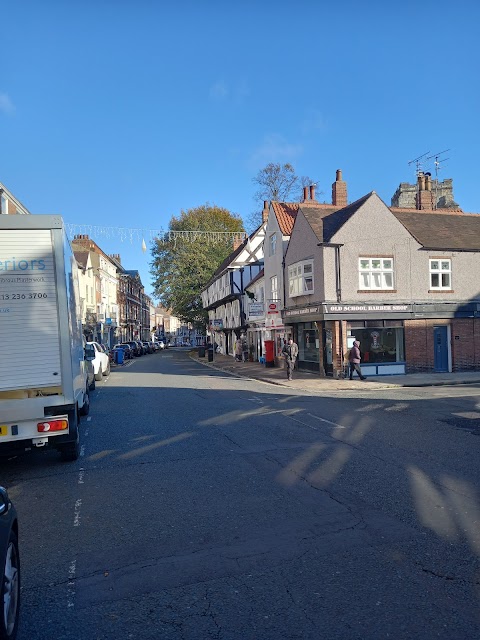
0 215 93 460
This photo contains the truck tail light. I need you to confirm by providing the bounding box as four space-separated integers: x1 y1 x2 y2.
37 420 68 432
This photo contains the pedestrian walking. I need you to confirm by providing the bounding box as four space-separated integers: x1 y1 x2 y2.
348 340 367 380
282 338 299 381
235 339 242 362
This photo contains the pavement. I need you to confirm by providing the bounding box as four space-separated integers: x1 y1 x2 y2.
188 350 480 392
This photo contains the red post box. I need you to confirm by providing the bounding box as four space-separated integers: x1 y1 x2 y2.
264 340 275 368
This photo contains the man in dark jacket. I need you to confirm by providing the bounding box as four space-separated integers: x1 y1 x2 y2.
282 338 299 381
348 340 366 380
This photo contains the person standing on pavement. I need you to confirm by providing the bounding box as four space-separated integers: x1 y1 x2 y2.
235 339 242 362
282 338 299 381
348 340 366 380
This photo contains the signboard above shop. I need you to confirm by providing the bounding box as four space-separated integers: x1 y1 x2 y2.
248 303 264 317
323 304 412 314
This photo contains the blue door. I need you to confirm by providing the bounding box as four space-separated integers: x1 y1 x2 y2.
434 326 448 372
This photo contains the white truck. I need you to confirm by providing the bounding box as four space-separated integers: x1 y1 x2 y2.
0 214 94 461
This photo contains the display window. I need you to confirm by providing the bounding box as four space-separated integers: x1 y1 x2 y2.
348 321 404 363
298 322 319 363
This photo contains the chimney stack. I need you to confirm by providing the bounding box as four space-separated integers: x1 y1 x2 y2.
416 172 434 210
233 235 244 251
309 184 316 201
303 186 309 202
332 169 348 207
262 200 269 223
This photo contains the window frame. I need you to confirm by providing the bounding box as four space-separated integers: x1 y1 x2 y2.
358 257 395 291
269 233 277 257
429 258 452 290
288 260 314 297
270 275 278 301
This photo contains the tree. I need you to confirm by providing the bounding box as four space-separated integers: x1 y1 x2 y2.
150 204 244 328
247 162 319 230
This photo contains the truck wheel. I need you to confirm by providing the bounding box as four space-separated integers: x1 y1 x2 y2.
60 412 80 462
94 368 102 381
103 362 110 376
79 389 90 416
0 529 20 640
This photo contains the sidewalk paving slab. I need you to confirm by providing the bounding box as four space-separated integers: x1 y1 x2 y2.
188 351 480 392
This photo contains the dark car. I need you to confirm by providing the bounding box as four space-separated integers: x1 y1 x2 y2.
142 341 153 354
0 487 20 639
114 344 133 360
126 341 142 356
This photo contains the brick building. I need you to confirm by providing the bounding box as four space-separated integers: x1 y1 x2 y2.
282 172 480 377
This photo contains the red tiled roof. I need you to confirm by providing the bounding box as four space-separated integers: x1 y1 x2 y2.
271 202 299 236
271 201 341 236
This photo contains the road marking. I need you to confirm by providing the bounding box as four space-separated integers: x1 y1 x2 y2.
73 499 82 527
307 413 346 429
86 416 91 421
78 468 85 484
67 559 76 609
80 445 86 457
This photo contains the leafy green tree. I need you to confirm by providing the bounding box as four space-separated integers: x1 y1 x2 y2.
150 204 244 327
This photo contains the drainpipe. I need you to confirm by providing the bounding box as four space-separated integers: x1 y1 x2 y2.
318 242 344 376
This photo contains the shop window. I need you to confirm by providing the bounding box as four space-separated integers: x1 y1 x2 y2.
349 326 405 364
429 259 451 290
298 323 319 363
288 260 314 297
359 257 394 290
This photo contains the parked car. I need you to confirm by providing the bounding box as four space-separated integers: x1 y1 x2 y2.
86 341 111 380
142 341 153 354
157 340 165 350
127 341 142 357
85 344 96 391
151 341 160 352
112 344 131 360
136 340 147 355
0 486 20 639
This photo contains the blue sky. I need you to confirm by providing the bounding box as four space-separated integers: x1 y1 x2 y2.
2 1 479 296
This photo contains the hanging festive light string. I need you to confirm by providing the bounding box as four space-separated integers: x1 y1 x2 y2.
65 223 246 246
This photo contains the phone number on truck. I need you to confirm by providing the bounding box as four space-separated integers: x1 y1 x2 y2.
0 293 48 300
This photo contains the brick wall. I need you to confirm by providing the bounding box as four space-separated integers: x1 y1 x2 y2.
406 318 480 373
405 319 430 372
451 319 480 371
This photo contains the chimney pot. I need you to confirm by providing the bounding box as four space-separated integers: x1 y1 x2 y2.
303 186 309 202
309 185 316 201
262 201 269 224
336 169 342 181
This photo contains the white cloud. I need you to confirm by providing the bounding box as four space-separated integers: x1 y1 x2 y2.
209 81 229 100
249 134 303 168
301 108 327 135
0 93 15 115
209 79 250 103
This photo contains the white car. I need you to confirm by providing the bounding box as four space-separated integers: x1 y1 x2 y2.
86 341 111 380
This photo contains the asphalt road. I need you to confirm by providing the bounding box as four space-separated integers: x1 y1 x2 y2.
4 349 480 639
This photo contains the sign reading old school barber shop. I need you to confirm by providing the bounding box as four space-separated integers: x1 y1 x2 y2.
323 304 412 314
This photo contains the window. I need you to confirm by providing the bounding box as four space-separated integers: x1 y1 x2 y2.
270 275 278 301
429 259 451 290
288 260 314 297
359 257 394 290
269 233 277 257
